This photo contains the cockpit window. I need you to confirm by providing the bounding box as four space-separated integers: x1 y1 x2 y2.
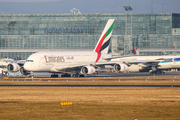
26 60 34 62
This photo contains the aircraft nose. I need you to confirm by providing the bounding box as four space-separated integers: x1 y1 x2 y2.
24 63 32 71
23 62 35 71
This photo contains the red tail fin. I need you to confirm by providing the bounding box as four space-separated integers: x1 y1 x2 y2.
132 43 136 55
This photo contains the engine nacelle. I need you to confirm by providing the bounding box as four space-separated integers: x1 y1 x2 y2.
114 63 128 72
81 66 96 74
20 67 30 75
7 63 20 72
128 65 140 72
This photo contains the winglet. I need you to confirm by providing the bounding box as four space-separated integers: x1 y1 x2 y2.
94 19 115 54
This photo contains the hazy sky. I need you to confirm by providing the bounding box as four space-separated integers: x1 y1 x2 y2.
0 0 179 14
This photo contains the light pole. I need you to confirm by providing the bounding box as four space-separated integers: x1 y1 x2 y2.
124 6 133 55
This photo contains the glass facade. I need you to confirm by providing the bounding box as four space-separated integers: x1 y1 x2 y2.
0 13 180 59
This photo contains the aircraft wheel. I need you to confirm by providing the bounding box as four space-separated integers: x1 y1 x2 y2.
79 74 85 77
61 73 71 77
51 74 58 78
72 74 79 77
74 74 79 77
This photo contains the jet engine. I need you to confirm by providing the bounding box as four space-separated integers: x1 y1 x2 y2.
7 63 20 72
81 66 96 74
114 63 128 72
20 67 30 75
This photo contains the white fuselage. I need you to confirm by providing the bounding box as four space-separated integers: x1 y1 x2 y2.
110 55 180 70
24 51 110 72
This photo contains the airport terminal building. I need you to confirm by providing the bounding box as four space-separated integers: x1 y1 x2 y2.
0 13 180 59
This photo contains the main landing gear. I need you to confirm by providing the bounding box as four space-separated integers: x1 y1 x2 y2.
61 73 71 77
72 73 85 77
61 73 85 77
51 73 58 78
150 70 165 74
51 73 85 78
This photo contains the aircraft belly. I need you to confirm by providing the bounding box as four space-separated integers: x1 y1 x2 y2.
170 62 180 68
158 62 180 69
158 63 173 69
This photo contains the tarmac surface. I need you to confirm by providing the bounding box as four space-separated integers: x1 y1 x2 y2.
0 71 180 87
0 84 180 87
1 71 180 79
87 71 180 77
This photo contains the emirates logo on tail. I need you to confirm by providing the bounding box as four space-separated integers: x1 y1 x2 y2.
94 19 114 62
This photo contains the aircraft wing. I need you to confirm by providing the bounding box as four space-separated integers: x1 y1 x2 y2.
96 60 162 68
94 61 123 66
124 60 162 67
94 60 161 66
52 60 162 72
16 60 26 66
52 61 122 72
103 55 139 61
2 59 26 66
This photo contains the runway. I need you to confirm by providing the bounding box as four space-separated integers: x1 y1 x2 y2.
0 84 179 87
1 72 180 88
1 71 180 79
87 71 180 77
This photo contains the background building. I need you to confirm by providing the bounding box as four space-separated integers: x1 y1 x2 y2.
0 13 180 59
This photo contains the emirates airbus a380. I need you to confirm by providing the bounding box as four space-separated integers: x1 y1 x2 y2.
7 19 128 77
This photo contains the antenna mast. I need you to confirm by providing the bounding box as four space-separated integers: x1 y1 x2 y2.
162 0 164 13
151 1 153 13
